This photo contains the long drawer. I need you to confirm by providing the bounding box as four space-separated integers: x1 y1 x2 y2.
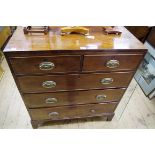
29 103 117 121
83 54 144 72
9 55 81 75
18 72 133 93
24 88 125 108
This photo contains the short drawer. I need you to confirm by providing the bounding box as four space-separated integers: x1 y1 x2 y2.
23 89 125 108
29 103 117 121
18 72 133 93
10 55 81 75
83 54 144 72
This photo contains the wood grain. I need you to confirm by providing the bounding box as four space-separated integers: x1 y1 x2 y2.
83 54 144 72
10 55 81 75
23 88 125 108
29 103 117 121
4 26 146 52
17 72 134 93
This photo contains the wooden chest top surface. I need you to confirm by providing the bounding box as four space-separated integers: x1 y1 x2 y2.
4 26 146 52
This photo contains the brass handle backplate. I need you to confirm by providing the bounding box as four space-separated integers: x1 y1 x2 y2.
90 109 96 113
101 78 113 85
45 98 58 104
39 62 55 70
42 81 56 88
106 60 119 68
96 94 107 101
48 112 59 117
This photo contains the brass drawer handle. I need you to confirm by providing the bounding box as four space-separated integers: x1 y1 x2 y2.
45 98 58 104
42 81 56 88
96 94 107 101
39 62 55 70
101 78 113 85
48 112 59 117
90 109 96 113
106 60 119 68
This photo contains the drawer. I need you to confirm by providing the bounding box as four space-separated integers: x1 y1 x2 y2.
83 54 144 72
10 55 81 75
78 72 133 90
29 103 117 121
18 72 133 93
18 74 79 93
24 89 125 108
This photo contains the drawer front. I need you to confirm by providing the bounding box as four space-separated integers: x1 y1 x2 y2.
78 72 133 90
18 74 79 93
24 89 125 108
29 103 117 121
10 55 81 75
18 72 133 93
83 54 144 72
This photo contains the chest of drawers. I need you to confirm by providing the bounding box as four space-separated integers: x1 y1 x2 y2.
3 26 147 128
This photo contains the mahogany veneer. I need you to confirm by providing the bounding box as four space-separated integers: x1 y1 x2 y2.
29 103 117 121
17 72 134 93
10 55 81 75
23 88 125 108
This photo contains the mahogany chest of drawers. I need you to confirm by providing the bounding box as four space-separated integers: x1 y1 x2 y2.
3 26 147 128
